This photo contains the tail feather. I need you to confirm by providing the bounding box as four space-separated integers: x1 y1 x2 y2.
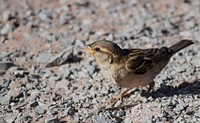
170 39 193 54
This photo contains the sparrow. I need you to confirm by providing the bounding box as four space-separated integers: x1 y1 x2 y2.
86 39 193 100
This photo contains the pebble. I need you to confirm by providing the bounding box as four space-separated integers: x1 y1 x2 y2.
14 70 29 77
92 114 107 123
38 10 52 22
45 116 60 123
0 23 12 35
36 53 53 63
66 107 78 116
1 79 11 88
3 10 10 22
0 95 11 105
35 106 46 115
3 113 18 123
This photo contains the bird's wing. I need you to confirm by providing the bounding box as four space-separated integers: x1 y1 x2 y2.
125 47 173 74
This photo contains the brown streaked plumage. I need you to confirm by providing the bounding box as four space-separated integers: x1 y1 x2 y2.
86 39 193 100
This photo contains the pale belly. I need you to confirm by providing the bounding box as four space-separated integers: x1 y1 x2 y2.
114 66 163 88
99 63 166 88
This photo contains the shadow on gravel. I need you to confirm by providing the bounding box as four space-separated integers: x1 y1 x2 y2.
60 121 68 123
65 55 83 63
151 79 200 98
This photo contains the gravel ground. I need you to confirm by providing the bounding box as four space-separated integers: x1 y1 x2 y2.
0 0 200 123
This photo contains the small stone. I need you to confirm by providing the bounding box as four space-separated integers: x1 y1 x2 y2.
36 53 53 63
59 14 73 25
3 10 10 22
92 114 107 123
7 88 20 98
0 95 11 105
40 31 56 42
4 113 18 123
14 70 29 77
45 116 60 123
48 106 59 115
35 106 46 115
0 52 11 61
101 85 110 94
66 107 78 116
2 79 11 88
75 39 85 48
38 10 52 22
116 110 125 117
0 23 12 35
106 33 114 41
86 64 95 75
8 66 18 74
82 103 90 108
191 57 200 67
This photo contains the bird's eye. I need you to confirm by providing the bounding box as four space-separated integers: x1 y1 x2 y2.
95 47 100 51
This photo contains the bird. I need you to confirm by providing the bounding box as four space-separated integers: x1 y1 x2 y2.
86 39 193 100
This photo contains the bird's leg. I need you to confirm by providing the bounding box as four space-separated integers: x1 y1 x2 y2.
111 88 132 106
147 81 155 93
142 81 155 97
113 88 132 100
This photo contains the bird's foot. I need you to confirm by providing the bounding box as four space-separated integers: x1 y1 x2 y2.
141 90 151 98
110 89 132 107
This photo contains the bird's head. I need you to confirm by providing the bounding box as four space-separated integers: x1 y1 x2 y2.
86 40 123 64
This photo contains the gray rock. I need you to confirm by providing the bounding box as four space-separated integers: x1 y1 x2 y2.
41 69 53 79
38 10 52 22
92 114 107 123
59 14 73 25
45 116 60 123
101 85 110 94
86 64 95 75
35 106 46 115
3 113 18 123
191 57 200 67
8 66 19 74
36 52 53 63
14 70 29 77
48 75 61 83
40 31 56 42
2 79 11 88
75 39 85 48
0 52 11 61
0 95 10 105
106 33 114 41
65 107 78 116
82 103 90 108
0 23 12 35
116 110 125 117
3 10 10 22
48 106 59 115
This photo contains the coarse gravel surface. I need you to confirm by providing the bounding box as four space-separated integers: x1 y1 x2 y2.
0 0 200 123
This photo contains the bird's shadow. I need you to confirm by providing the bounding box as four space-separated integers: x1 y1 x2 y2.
65 54 83 63
151 79 200 99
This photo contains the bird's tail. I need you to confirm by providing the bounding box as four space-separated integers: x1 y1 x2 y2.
170 39 193 54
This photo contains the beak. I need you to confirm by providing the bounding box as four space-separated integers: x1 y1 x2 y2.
85 46 95 55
